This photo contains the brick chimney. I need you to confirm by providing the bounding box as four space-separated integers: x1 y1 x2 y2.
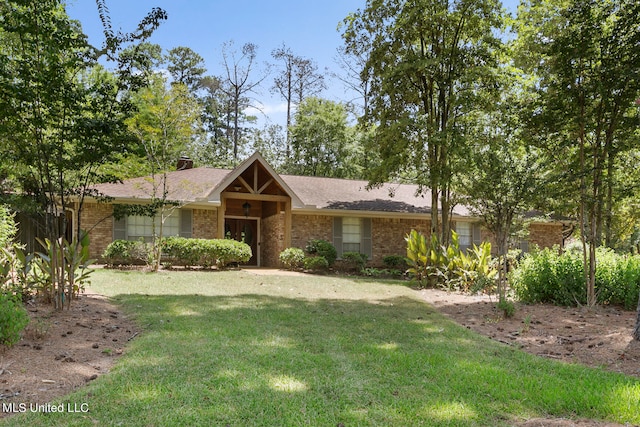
177 156 193 170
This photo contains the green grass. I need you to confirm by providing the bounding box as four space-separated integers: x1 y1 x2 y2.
3 269 639 426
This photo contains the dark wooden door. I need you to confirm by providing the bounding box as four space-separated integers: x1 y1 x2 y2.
225 218 258 265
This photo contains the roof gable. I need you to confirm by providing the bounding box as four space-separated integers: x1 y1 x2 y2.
206 152 305 208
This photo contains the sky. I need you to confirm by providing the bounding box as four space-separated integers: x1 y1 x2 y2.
65 0 366 127
65 0 520 128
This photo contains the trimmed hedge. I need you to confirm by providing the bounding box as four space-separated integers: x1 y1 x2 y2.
162 237 252 268
103 238 251 269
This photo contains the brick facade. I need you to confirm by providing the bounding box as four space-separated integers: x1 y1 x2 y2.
193 208 217 239
529 222 564 250
291 214 333 250
80 203 114 260
82 200 565 267
261 213 285 267
370 217 431 266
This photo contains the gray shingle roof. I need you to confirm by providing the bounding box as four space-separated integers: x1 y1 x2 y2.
92 166 471 216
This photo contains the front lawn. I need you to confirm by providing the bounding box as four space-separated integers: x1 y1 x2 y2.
3 269 639 426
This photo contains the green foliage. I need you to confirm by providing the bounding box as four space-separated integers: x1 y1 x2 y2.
286 97 351 178
341 251 368 272
162 237 251 269
405 229 497 292
102 239 152 266
305 239 337 266
497 298 516 318
510 247 640 308
382 255 406 268
0 292 29 348
342 0 505 243
105 237 252 269
35 235 95 304
279 248 305 270
0 245 44 303
303 256 329 271
0 205 17 248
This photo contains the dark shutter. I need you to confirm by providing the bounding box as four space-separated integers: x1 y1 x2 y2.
180 209 193 238
113 217 126 240
361 218 372 260
333 217 343 258
472 223 482 246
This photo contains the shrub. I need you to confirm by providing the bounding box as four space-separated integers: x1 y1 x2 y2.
341 252 368 271
103 239 151 266
510 246 640 308
160 237 252 269
0 293 29 348
303 256 329 271
0 205 17 249
405 229 496 292
383 255 406 268
510 247 584 306
305 239 337 266
279 248 305 270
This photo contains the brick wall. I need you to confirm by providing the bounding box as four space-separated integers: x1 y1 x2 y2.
529 222 564 249
371 217 431 266
291 214 333 250
262 213 285 267
80 203 113 260
193 208 218 239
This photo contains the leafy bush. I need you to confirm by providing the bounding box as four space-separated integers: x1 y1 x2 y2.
279 248 305 270
405 229 496 292
510 247 584 306
103 239 151 266
383 255 406 268
0 205 17 249
510 246 640 308
305 239 337 266
303 256 329 271
159 237 252 269
341 251 368 271
0 292 29 348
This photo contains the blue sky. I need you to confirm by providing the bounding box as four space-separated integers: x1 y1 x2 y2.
65 0 519 127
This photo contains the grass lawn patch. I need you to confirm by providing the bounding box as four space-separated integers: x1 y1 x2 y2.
2 269 639 426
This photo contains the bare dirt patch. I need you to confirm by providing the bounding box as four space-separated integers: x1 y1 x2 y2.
0 292 137 419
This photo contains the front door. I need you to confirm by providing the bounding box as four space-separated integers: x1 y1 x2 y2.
225 218 258 265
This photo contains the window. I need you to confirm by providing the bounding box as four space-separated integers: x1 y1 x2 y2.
127 211 180 241
342 217 361 253
113 208 192 241
455 222 482 251
333 217 372 259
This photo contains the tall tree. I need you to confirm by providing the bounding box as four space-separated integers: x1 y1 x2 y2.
0 0 166 308
220 40 267 165
125 77 201 271
166 46 206 91
458 80 542 302
342 0 504 244
287 97 350 178
271 44 326 156
514 0 640 306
